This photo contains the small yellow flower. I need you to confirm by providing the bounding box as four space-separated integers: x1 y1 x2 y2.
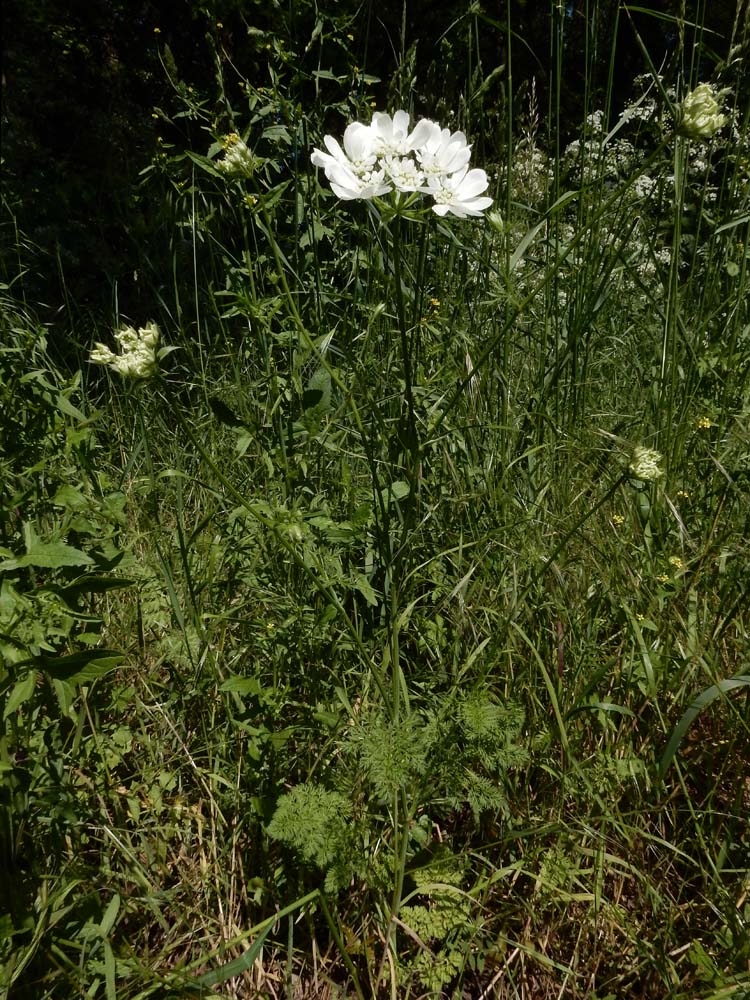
347 33 354 40
216 21 223 28
430 297 441 309
668 556 685 570
657 574 670 583
153 26 161 33
612 513 625 526
696 416 712 430
676 489 689 500
636 613 645 622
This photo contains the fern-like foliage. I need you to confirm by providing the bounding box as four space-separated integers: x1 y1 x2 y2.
350 713 427 800
400 849 474 991
267 783 354 890
423 691 529 821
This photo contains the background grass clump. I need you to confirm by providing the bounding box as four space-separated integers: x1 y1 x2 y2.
1 1 749 997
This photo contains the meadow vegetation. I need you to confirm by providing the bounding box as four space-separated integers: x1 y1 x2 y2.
1 2 749 997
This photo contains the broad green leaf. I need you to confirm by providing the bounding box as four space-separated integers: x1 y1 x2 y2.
34 650 124 685
220 675 263 697
0 532 94 572
53 575 133 609
56 392 88 422
352 572 379 607
3 671 37 720
100 893 121 936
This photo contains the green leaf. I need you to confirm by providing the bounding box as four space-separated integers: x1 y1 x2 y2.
34 650 125 685
195 922 272 987
0 527 94 571
659 674 750 778
103 939 117 1000
3 671 37 720
220 675 263 697
99 893 121 937
52 575 133 609
380 481 410 508
352 572 379 607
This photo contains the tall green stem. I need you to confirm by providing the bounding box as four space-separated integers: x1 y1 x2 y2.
391 212 418 483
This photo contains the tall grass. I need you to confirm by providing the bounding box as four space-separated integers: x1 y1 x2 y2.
2 1 749 998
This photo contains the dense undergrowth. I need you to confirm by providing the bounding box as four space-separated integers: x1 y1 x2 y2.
2 2 749 998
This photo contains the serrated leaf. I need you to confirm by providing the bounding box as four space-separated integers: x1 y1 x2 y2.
52 485 88 509
0 536 94 572
219 675 263 696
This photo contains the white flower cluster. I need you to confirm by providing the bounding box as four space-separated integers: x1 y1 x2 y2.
90 322 160 379
629 445 664 481
217 133 258 178
311 110 493 219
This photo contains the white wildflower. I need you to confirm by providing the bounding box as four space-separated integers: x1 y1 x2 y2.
90 322 160 379
423 165 493 218
310 110 492 218
633 174 657 199
369 110 434 156
383 155 424 192
629 445 663 481
416 124 472 177
311 121 392 200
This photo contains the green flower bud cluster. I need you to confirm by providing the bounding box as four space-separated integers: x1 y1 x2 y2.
90 322 160 379
679 83 726 140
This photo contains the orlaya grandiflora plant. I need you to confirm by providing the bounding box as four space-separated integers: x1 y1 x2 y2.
311 110 493 219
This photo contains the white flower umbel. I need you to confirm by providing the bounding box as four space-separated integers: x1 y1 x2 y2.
629 446 664 481
384 155 424 192
311 122 392 200
311 109 493 218
370 110 434 156
217 133 258 178
416 124 472 178
679 83 726 140
423 166 493 218
90 322 160 379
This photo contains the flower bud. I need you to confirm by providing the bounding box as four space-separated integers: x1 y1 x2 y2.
90 322 160 379
679 83 726 140
629 446 663 481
